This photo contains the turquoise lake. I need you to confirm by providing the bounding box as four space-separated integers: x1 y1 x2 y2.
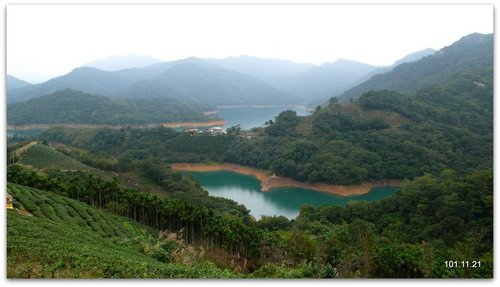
217 106 310 129
7 128 44 138
183 170 399 219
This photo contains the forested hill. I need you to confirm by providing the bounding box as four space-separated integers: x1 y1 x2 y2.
7 89 214 125
221 68 492 184
339 33 493 101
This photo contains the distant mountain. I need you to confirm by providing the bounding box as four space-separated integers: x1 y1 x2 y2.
83 54 162 71
7 67 133 103
393 48 436 66
356 48 436 84
121 59 295 105
205 55 316 91
207 56 379 103
7 89 212 125
6 58 196 104
8 58 296 105
339 33 492 101
6 75 31 90
291 59 379 102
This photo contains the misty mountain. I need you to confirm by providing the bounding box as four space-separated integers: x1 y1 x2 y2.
7 67 134 103
356 48 436 84
6 75 31 90
290 59 379 102
7 58 199 103
205 55 316 91
121 59 295 105
7 89 212 125
393 48 436 66
339 33 492 101
83 54 162 71
7 57 296 105
206 56 380 103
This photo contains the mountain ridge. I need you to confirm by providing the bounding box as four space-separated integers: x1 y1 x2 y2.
83 54 162 71
339 33 492 101
6 75 31 90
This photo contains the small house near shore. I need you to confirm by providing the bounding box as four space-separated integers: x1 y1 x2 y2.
208 127 226 135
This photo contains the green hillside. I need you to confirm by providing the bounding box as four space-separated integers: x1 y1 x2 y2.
7 89 213 125
7 166 493 278
17 142 115 180
7 183 234 278
8 183 153 239
339 33 493 100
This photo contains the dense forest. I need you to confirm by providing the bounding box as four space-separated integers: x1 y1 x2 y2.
7 89 214 125
340 33 493 100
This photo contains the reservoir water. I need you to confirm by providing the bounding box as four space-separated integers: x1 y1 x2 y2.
183 170 399 219
217 106 310 130
7 128 44 138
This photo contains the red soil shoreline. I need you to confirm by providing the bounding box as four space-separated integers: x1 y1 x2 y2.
7 120 226 130
170 163 402 196
161 120 225 128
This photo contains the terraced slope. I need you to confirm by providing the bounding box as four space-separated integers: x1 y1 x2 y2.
7 183 234 278
17 143 115 180
8 183 153 239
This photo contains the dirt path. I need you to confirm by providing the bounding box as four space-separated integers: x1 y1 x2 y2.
171 163 402 196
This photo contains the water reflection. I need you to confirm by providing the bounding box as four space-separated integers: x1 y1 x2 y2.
184 171 398 219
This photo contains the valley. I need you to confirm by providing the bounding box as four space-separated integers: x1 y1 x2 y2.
5 30 494 279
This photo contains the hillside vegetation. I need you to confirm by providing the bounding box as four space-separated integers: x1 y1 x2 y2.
8 89 213 125
16 142 115 180
7 161 493 278
7 183 234 278
339 33 492 100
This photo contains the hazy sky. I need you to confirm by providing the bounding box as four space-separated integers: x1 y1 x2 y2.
7 4 493 83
